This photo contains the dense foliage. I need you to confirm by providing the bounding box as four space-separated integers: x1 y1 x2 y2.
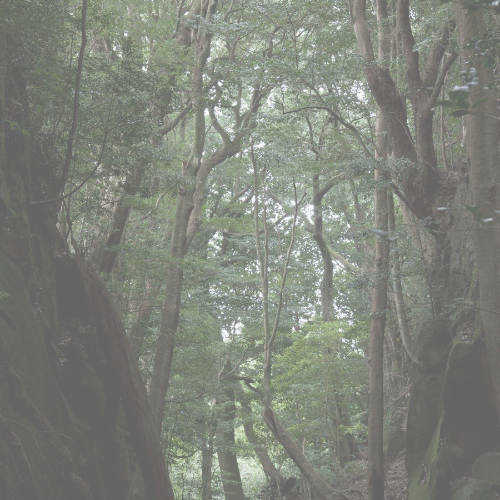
1 0 498 499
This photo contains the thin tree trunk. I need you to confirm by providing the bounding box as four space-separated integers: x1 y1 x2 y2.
262 407 347 500
387 193 420 367
129 277 161 360
149 190 191 431
96 166 145 275
238 389 285 489
253 160 347 500
148 0 264 436
367 0 392 494
368 111 390 500
312 174 335 321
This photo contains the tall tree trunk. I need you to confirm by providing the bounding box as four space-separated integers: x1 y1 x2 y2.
387 193 419 368
96 165 145 275
456 0 500 422
351 0 500 497
201 419 216 500
148 0 263 435
149 187 192 430
312 174 335 321
0 8 173 497
129 277 162 360
216 359 246 500
368 117 390 500
75 259 175 499
253 155 346 500
367 0 392 495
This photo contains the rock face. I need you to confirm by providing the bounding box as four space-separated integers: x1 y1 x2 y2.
451 478 499 500
407 340 500 500
451 452 500 500
471 452 500 486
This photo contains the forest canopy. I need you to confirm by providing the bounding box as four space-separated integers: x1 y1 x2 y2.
0 0 498 499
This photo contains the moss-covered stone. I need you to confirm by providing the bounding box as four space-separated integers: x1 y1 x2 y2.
471 453 500 485
451 478 500 500
408 338 500 500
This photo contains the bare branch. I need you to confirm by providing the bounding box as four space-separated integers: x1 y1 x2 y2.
396 0 422 93
162 103 192 135
430 51 457 105
58 0 88 195
423 21 455 88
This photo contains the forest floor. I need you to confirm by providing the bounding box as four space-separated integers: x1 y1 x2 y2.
338 453 408 499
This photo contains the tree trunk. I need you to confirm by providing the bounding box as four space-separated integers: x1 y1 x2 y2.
456 0 500 422
349 1 500 497
312 174 335 321
129 277 161 360
368 116 390 500
96 165 145 275
149 189 192 431
262 406 348 500
238 389 286 493
216 360 246 500
74 258 175 499
201 420 216 500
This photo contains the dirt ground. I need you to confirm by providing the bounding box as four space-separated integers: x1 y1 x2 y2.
338 453 408 499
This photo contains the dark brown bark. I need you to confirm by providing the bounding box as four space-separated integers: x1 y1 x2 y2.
216 360 245 500
97 165 145 275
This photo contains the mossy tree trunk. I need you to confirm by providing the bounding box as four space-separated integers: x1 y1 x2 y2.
0 7 173 498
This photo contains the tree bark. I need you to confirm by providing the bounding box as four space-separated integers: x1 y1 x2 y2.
129 277 161 360
149 2 265 433
0 11 173 498
456 0 500 423
201 419 216 500
216 360 246 500
387 193 419 367
238 389 286 489
367 1 392 496
149 188 191 430
75 259 175 499
96 165 145 275
368 117 390 500
312 174 335 321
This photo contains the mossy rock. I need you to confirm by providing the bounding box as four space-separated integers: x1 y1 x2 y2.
451 478 500 500
408 419 450 500
471 453 500 485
